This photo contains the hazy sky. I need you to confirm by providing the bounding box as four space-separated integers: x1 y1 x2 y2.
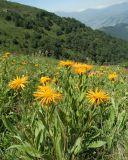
9 0 128 12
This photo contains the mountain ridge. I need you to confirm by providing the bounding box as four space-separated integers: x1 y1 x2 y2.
56 2 128 29
0 0 128 64
100 23 128 40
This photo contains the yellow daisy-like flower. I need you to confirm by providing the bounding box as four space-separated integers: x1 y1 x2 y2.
74 63 93 69
8 76 28 91
87 88 109 105
40 76 51 85
108 72 118 81
37 85 51 92
72 63 92 75
59 60 74 68
33 85 62 106
74 67 87 75
83 64 93 71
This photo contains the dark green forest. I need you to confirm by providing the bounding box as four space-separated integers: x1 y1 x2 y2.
100 23 128 40
0 0 128 64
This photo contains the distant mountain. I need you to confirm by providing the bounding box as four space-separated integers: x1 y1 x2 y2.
100 23 128 40
56 2 128 29
0 0 128 64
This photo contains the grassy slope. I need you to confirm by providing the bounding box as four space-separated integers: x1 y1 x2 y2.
0 52 128 159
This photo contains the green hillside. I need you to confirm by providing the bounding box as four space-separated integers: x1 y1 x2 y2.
100 23 128 40
0 0 128 64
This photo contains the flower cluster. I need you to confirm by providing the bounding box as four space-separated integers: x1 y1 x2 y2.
8 59 123 107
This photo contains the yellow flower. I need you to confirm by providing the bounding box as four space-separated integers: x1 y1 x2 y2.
83 64 93 71
59 60 74 68
40 76 51 85
33 85 62 106
87 88 109 105
4 52 11 57
9 76 28 90
35 64 39 67
72 63 93 75
3 52 11 58
74 67 87 75
1 52 11 60
37 85 51 92
5 52 11 55
108 72 118 81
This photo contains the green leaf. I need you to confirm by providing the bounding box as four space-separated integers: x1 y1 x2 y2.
58 109 68 126
38 111 49 131
88 141 106 148
2 115 16 133
103 107 116 132
30 111 37 127
111 98 118 116
55 134 63 160
35 129 43 150
71 137 83 155
106 129 116 150
116 110 126 131
23 142 41 158
7 145 22 151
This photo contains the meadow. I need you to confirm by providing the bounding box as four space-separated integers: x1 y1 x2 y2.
0 52 128 160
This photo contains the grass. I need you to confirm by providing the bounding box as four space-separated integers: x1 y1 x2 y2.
0 52 128 160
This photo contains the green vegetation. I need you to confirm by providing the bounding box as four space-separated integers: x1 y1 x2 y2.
0 0 128 64
0 1 128 159
0 52 128 160
100 23 128 40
